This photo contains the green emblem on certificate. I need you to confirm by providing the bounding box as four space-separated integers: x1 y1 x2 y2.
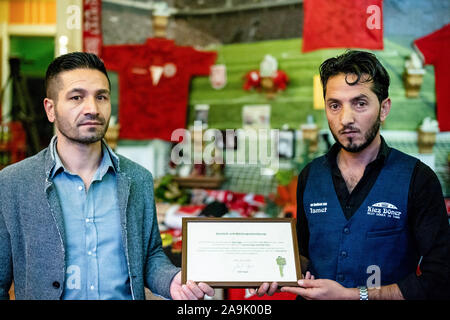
276 256 286 277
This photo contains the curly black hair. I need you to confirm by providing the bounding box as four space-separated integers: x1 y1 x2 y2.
319 50 390 104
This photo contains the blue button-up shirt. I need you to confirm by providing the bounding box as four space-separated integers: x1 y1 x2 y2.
50 139 132 300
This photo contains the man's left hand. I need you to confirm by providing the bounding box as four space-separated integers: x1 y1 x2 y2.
170 271 215 300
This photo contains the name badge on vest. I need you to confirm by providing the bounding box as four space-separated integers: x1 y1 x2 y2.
309 202 328 214
366 202 402 219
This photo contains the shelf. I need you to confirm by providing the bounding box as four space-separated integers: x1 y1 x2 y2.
173 176 225 189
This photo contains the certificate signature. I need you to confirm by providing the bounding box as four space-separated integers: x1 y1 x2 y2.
231 258 255 274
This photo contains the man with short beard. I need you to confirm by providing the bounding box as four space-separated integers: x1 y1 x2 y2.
254 50 449 300
0 52 214 300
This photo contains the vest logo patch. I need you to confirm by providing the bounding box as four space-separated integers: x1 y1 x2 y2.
367 202 401 219
309 202 328 214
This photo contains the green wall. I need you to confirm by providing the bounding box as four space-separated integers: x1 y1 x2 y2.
9 36 54 77
188 38 436 131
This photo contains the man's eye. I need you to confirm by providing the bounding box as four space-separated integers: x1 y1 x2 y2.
329 103 339 110
97 95 108 101
70 96 81 101
357 101 367 107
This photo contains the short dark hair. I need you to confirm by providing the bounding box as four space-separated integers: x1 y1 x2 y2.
319 50 390 103
45 52 111 99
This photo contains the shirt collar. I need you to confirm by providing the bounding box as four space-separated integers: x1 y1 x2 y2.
326 135 390 169
49 136 118 179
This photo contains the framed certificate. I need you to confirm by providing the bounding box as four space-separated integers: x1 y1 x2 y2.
181 218 302 287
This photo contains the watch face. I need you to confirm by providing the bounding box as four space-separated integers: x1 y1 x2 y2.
359 286 369 300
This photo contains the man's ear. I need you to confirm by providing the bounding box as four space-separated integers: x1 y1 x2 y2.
43 98 56 123
380 97 391 122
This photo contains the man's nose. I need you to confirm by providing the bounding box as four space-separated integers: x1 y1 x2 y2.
340 104 355 126
82 96 100 115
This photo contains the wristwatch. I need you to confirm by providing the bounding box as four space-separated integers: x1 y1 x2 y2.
358 286 369 300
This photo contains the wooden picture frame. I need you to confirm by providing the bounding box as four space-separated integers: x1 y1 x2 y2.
181 217 302 288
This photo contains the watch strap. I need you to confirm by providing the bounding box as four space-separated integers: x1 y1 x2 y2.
359 286 369 300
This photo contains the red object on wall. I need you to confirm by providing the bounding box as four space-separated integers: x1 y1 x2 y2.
273 70 289 91
83 0 102 56
243 71 261 91
227 288 296 300
102 39 217 141
414 24 450 132
243 70 289 92
302 0 384 53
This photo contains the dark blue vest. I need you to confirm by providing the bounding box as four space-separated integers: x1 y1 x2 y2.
303 149 418 287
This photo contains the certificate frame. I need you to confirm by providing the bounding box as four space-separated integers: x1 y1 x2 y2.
181 217 302 288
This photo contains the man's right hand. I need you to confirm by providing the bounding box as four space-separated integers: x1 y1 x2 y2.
249 271 315 297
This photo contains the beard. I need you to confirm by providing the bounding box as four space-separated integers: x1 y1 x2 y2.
55 111 109 145
330 115 381 153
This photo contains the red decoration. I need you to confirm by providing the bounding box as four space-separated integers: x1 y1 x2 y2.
302 0 384 53
243 70 261 91
102 39 217 141
414 24 450 131
273 70 289 91
205 190 265 217
227 288 296 300
243 70 289 92
83 0 102 56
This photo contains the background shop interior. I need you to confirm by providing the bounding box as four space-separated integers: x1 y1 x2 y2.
0 0 449 300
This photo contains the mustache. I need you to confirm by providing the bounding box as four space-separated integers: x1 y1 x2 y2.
77 114 106 126
339 125 360 134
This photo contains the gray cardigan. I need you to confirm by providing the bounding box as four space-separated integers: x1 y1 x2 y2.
0 142 180 300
